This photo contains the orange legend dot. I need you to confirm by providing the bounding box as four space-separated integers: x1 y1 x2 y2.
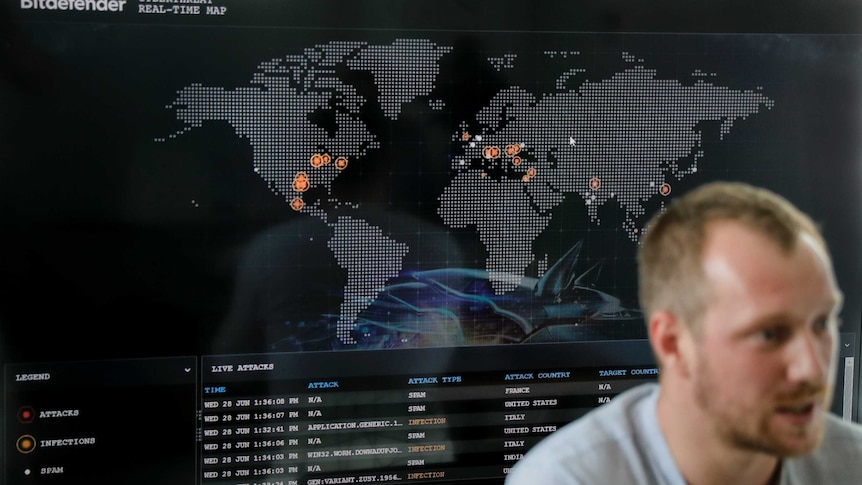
335 156 349 170
17 435 35 454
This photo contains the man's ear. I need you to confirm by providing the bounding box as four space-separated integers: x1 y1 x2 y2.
649 310 693 379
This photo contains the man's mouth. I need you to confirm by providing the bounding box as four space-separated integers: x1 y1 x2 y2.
775 400 819 426
777 402 815 415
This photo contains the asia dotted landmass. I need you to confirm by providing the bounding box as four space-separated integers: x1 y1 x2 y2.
159 38 774 344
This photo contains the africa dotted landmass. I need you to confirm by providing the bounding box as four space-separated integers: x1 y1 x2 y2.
162 40 774 343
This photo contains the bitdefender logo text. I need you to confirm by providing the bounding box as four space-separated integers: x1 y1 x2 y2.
21 0 127 12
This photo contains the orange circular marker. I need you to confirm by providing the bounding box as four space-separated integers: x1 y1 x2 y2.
482 145 501 159
292 172 310 192
526 167 537 177
321 153 331 165
310 153 324 168
504 143 521 156
17 435 35 454
522 174 531 182
512 156 522 166
335 156 349 170
659 183 672 196
290 197 305 212
589 177 601 191
462 132 471 141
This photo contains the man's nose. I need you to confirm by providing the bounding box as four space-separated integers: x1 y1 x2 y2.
786 332 831 384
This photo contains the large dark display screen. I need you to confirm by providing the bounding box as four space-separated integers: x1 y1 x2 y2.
2 1 861 483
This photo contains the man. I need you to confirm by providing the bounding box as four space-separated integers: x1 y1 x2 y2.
505 181 862 484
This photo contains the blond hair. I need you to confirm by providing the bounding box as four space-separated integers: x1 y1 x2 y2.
637 181 828 329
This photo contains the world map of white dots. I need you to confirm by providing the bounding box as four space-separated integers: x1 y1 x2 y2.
161 41 774 343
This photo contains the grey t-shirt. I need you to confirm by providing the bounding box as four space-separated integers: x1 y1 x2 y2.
504 383 862 485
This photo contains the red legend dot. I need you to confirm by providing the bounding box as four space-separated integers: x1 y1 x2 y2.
18 406 35 424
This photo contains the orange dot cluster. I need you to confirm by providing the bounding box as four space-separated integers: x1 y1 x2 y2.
290 152 350 212
479 142 536 182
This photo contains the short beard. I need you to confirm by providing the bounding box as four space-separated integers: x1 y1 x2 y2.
692 358 829 456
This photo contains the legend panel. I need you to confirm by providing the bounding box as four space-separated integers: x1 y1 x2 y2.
5 357 197 485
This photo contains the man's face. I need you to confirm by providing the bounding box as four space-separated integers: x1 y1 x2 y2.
687 220 842 456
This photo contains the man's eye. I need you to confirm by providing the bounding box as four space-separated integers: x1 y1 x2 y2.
758 327 788 342
759 328 777 341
